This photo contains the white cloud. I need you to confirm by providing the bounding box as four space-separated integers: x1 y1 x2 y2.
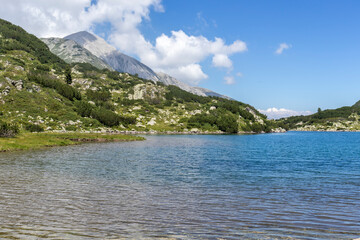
275 43 291 55
0 0 90 37
166 64 208 85
0 0 163 37
132 30 246 84
224 76 235 85
259 107 312 119
0 0 247 85
212 54 232 68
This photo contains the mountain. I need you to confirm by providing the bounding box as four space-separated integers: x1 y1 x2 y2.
278 102 360 131
156 72 232 100
63 31 231 100
156 72 207 96
41 37 112 70
64 31 160 82
0 18 280 134
193 87 233 100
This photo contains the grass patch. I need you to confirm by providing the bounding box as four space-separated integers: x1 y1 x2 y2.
0 132 145 152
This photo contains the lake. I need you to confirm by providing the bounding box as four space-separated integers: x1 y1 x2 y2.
0 132 359 239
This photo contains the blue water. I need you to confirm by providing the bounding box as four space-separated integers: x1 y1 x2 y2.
0 132 359 239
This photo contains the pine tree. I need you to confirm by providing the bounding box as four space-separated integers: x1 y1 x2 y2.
65 67 72 85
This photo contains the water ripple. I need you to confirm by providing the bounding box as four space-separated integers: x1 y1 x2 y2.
0 132 359 239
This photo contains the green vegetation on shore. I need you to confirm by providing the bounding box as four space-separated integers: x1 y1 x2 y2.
0 132 144 152
277 102 360 131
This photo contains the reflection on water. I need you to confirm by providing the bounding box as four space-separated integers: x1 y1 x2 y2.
0 132 360 239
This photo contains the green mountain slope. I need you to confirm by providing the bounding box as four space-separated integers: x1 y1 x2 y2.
278 103 360 131
0 18 281 134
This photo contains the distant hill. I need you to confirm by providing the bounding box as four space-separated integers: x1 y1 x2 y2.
278 102 360 131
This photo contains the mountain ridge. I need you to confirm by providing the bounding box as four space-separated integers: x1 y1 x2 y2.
62 31 232 100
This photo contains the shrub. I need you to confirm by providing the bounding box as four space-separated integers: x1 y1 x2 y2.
86 89 111 102
91 108 120 127
36 64 50 72
83 71 98 79
216 113 238 133
0 121 19 137
65 125 77 131
187 109 238 133
119 115 136 125
27 72 81 101
72 62 100 72
25 123 44 132
74 101 94 117
106 71 121 81
165 85 210 104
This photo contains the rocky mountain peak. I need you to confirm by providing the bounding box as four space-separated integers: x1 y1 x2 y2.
65 31 116 58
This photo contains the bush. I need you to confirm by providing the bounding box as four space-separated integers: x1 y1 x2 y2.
27 72 81 101
216 113 238 133
75 101 136 127
0 121 19 137
91 108 120 127
74 101 94 117
65 125 77 131
86 89 111 102
25 123 44 132
165 85 210 104
187 109 238 133
119 115 136 125
36 64 50 72
106 71 121 81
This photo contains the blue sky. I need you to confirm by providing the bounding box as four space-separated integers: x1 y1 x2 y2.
136 0 360 113
1 0 360 117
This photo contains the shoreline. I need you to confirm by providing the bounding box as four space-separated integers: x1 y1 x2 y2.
69 128 286 135
0 132 145 153
0 129 287 153
290 129 360 132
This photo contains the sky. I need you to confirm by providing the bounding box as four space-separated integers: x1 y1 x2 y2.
1 0 360 118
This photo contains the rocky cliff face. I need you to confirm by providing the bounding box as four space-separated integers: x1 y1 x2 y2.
41 37 112 70
65 31 160 82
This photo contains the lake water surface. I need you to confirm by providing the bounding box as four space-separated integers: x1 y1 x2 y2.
0 132 359 239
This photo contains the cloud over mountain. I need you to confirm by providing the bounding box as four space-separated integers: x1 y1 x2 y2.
0 0 246 85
